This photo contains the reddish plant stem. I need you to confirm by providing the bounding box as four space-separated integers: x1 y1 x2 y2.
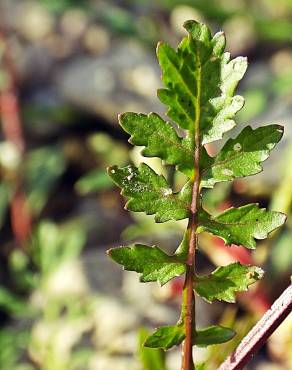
219 283 292 370
0 29 32 243
182 59 201 370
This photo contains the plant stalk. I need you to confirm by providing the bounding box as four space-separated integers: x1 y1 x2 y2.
218 283 292 370
0 27 32 244
182 58 201 370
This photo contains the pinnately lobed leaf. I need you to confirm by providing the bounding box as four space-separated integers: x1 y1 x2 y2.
198 204 286 248
119 112 194 176
108 244 185 286
107 19 287 360
201 125 284 188
195 262 264 303
144 325 185 350
138 328 168 370
144 324 235 350
194 326 235 347
157 20 247 143
108 163 191 222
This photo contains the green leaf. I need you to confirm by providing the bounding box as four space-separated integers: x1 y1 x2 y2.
108 163 191 222
194 325 235 347
157 20 247 144
198 204 286 248
138 328 168 370
119 112 193 176
144 325 185 350
108 244 185 286
201 125 284 188
195 262 264 303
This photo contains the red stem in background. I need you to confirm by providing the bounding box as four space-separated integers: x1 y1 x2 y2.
0 28 32 244
219 283 292 370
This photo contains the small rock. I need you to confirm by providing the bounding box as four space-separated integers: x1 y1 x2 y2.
83 25 110 55
15 1 54 42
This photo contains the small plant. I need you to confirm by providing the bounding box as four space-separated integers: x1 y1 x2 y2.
107 20 286 369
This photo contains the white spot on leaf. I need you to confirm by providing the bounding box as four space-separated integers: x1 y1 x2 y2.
222 168 233 176
162 188 172 196
233 143 242 151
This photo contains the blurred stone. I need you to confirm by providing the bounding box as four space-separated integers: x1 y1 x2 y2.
120 64 159 98
83 25 110 55
224 15 256 55
92 296 138 348
0 141 21 170
15 1 54 42
81 249 124 295
122 271 177 324
44 259 90 298
17 43 53 84
45 34 75 59
167 350 181 370
108 331 137 354
55 39 163 124
29 317 91 366
170 5 204 36
217 0 245 12
270 50 292 76
268 313 292 367
255 363 283 370
89 353 137 370
60 9 88 40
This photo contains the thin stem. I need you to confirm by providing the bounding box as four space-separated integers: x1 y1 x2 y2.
0 28 32 244
218 283 292 370
182 56 202 370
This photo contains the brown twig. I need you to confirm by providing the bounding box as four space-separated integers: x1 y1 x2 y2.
218 283 292 370
0 28 32 244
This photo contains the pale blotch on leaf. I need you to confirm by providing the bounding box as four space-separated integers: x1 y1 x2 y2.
162 188 172 196
222 168 233 176
233 143 242 151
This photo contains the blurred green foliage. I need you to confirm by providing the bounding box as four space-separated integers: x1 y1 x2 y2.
138 328 168 370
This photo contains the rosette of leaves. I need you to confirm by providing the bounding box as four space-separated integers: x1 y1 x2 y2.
107 20 286 369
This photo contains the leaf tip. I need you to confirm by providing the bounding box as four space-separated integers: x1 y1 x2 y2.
276 124 284 132
118 112 126 123
107 165 117 176
106 247 119 262
106 248 112 256
183 19 200 34
156 41 164 56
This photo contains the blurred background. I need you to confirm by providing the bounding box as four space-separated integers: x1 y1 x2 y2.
0 0 291 369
